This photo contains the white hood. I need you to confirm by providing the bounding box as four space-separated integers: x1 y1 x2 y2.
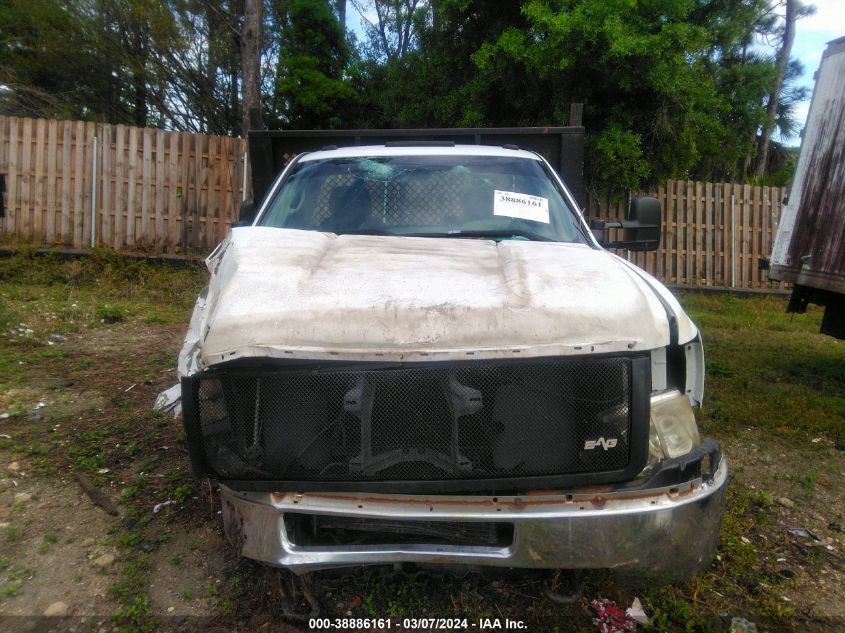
181 227 696 372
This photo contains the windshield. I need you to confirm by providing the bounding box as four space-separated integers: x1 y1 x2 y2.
258 154 585 243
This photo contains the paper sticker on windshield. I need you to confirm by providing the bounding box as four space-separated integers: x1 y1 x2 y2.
493 190 550 224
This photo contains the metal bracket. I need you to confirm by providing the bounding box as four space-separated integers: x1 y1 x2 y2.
347 372 481 475
346 377 375 472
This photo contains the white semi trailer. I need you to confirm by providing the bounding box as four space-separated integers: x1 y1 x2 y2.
769 36 845 338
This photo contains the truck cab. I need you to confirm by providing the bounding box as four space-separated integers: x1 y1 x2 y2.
178 139 726 581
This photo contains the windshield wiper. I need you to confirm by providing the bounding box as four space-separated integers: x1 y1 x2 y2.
406 229 557 242
329 228 557 242
328 228 396 236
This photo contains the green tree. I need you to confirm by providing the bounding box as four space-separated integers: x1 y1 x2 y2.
272 0 353 128
351 0 429 62
0 0 811 188
470 0 815 192
0 0 250 134
0 0 113 119
343 0 528 127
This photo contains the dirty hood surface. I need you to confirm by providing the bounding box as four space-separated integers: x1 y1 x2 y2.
190 227 677 369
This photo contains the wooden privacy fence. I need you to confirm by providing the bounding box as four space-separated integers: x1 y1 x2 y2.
0 116 251 252
0 115 787 289
587 182 787 289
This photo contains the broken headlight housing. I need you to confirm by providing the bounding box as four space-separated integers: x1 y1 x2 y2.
648 389 701 462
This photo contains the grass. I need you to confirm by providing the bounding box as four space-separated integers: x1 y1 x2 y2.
0 251 842 631
108 557 156 632
36 531 59 554
0 250 206 624
0 567 35 601
680 291 844 445
0 249 205 419
4 527 21 543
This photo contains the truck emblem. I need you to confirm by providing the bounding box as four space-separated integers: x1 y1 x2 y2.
584 437 618 450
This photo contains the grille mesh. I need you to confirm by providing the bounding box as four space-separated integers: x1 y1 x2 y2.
191 357 635 483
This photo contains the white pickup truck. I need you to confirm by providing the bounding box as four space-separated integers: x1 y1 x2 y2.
177 140 726 582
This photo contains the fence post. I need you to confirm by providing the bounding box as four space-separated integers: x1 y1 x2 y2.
90 135 97 247
242 144 249 203
730 193 736 288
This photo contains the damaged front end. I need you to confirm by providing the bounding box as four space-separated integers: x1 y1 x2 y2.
170 226 725 581
178 339 725 581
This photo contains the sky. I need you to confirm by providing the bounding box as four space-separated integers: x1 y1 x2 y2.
787 0 845 144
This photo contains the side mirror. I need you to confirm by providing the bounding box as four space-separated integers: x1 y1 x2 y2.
231 199 256 228
590 196 661 252
623 196 661 251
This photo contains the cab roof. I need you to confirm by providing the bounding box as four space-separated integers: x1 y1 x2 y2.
299 144 543 162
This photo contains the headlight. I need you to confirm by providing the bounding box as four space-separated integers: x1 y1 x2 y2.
649 390 700 460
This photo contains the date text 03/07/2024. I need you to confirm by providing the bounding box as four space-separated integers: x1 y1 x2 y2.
308 617 528 630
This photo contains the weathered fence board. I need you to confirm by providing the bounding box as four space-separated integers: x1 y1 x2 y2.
0 116 251 253
1 115 787 288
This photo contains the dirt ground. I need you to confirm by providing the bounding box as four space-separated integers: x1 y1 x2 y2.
0 254 843 632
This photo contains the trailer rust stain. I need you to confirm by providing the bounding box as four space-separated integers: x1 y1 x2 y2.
788 104 845 278
772 36 845 289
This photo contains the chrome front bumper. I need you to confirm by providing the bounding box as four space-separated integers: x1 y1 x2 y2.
219 457 727 580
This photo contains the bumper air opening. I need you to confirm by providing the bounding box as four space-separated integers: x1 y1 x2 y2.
283 513 515 548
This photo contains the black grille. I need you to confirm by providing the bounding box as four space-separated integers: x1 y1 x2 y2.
284 514 513 547
184 356 649 491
